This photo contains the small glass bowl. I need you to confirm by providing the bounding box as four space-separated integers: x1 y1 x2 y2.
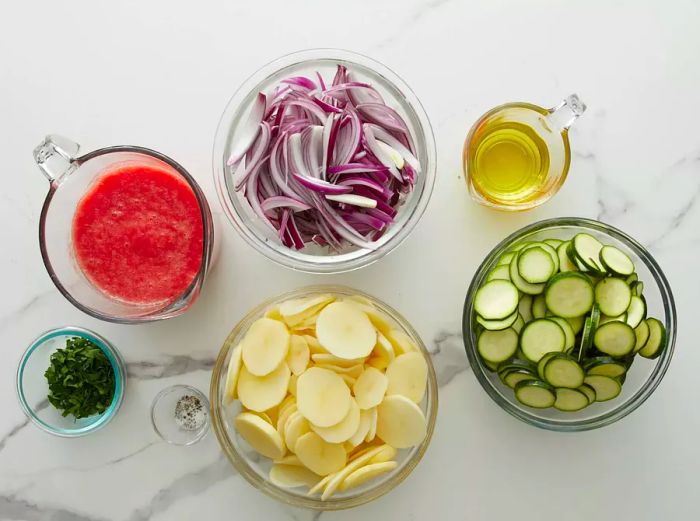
213 49 437 273
463 218 677 431
210 285 438 510
151 384 210 446
16 326 126 437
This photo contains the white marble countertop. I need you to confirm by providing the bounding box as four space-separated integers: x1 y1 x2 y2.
1 1 697 520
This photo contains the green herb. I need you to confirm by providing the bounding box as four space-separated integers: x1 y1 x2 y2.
44 336 116 419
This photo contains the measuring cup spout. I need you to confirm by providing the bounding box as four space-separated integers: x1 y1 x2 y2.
546 94 587 132
33 135 80 182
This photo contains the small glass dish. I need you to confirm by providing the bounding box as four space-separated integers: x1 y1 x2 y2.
213 49 437 273
151 384 210 446
16 326 126 437
210 285 438 510
463 218 677 431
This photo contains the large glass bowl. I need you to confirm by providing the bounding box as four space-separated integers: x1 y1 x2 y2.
213 49 436 273
210 285 438 510
463 218 676 431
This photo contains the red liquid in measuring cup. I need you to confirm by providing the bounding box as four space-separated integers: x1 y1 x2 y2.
72 164 204 305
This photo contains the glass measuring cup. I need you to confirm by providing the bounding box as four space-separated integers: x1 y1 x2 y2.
463 94 586 211
33 135 215 323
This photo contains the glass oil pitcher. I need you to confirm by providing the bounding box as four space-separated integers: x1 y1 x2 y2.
464 94 586 211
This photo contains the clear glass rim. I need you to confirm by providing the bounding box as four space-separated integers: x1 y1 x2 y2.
15 326 126 437
462 217 677 432
212 48 437 274
39 145 215 324
209 284 439 510
150 384 211 446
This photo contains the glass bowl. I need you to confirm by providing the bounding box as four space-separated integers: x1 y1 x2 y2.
213 49 437 273
151 384 210 446
16 326 126 437
463 218 676 431
210 285 438 510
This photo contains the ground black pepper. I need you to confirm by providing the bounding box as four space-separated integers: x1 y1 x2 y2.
174 394 207 431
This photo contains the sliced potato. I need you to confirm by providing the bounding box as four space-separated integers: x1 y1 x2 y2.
241 318 291 376
280 295 335 327
310 398 361 444
286 335 310 376
304 334 328 354
297 367 351 428
274 453 302 466
347 408 372 448
269 464 321 488
276 403 297 434
284 412 310 452
277 395 296 419
288 374 298 396
237 363 290 412
345 297 392 335
353 367 388 410
295 432 346 476
385 352 428 403
376 395 426 449
235 412 286 460
224 344 243 404
369 444 396 464
316 302 376 359
311 353 365 367
366 355 390 371
339 373 357 388
339 461 398 491
315 363 363 378
386 329 419 355
265 306 283 321
373 333 396 363
348 442 382 462
320 445 386 500
264 405 279 426
308 473 333 496
365 407 378 442
252 411 272 424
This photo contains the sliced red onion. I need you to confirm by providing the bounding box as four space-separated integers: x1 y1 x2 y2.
356 103 411 139
261 196 312 214
337 176 392 198
228 92 266 166
366 123 420 172
327 163 389 175
293 173 352 195
282 76 317 90
363 125 402 181
325 194 378 208
233 122 271 190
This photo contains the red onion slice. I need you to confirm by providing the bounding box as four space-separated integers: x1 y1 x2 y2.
228 92 266 166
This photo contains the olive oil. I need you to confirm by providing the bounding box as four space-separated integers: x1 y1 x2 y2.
464 96 586 211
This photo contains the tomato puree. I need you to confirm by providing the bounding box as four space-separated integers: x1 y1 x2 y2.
72 164 204 305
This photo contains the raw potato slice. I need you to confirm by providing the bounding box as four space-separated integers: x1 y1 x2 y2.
274 454 302 466
280 294 334 319
365 407 378 442
319 445 386 500
348 442 381 462
369 444 396 464
276 403 297 434
287 335 310 376
339 374 357 388
264 405 279 426
308 473 333 496
241 318 291 376
297 367 351 427
265 306 283 321
347 408 372 447
366 356 390 371
316 302 376 359
269 464 321 488
376 395 427 449
315 363 364 378
288 374 298 396
345 297 392 335
373 333 396 363
339 461 398 491
386 329 418 355
224 344 243 404
304 335 328 354
311 398 361 444
253 411 273 424
385 352 428 403
290 315 318 332
311 353 365 367
238 363 291 412
353 367 388 409
235 412 286 460
284 412 310 452
295 432 347 476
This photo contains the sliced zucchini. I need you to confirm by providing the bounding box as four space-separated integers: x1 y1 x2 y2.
639 318 666 359
509 253 545 295
594 278 632 316
484 359 499 372
514 380 556 408
531 294 547 319
474 280 519 320
584 357 627 378
497 251 516 266
631 281 644 297
599 245 634 276
593 321 636 357
600 313 627 325
583 375 622 402
572 233 605 272
521 242 560 273
476 310 518 331
520 319 566 362
512 314 525 334
477 328 519 363
537 352 559 380
544 238 563 248
549 317 576 352
590 303 601 331
508 242 530 253
625 295 646 328
633 319 650 354
578 383 597 404
518 247 556 284
518 295 534 323
625 273 638 285
498 358 537 376
503 370 538 389
544 272 594 318
554 388 589 411
557 241 578 272
578 316 594 362
543 354 585 388
487 264 511 282
566 315 585 335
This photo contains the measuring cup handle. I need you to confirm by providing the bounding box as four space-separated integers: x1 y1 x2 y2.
33 135 81 182
547 94 587 132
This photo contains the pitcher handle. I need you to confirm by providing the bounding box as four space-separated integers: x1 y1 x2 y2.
33 135 81 182
546 94 587 132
